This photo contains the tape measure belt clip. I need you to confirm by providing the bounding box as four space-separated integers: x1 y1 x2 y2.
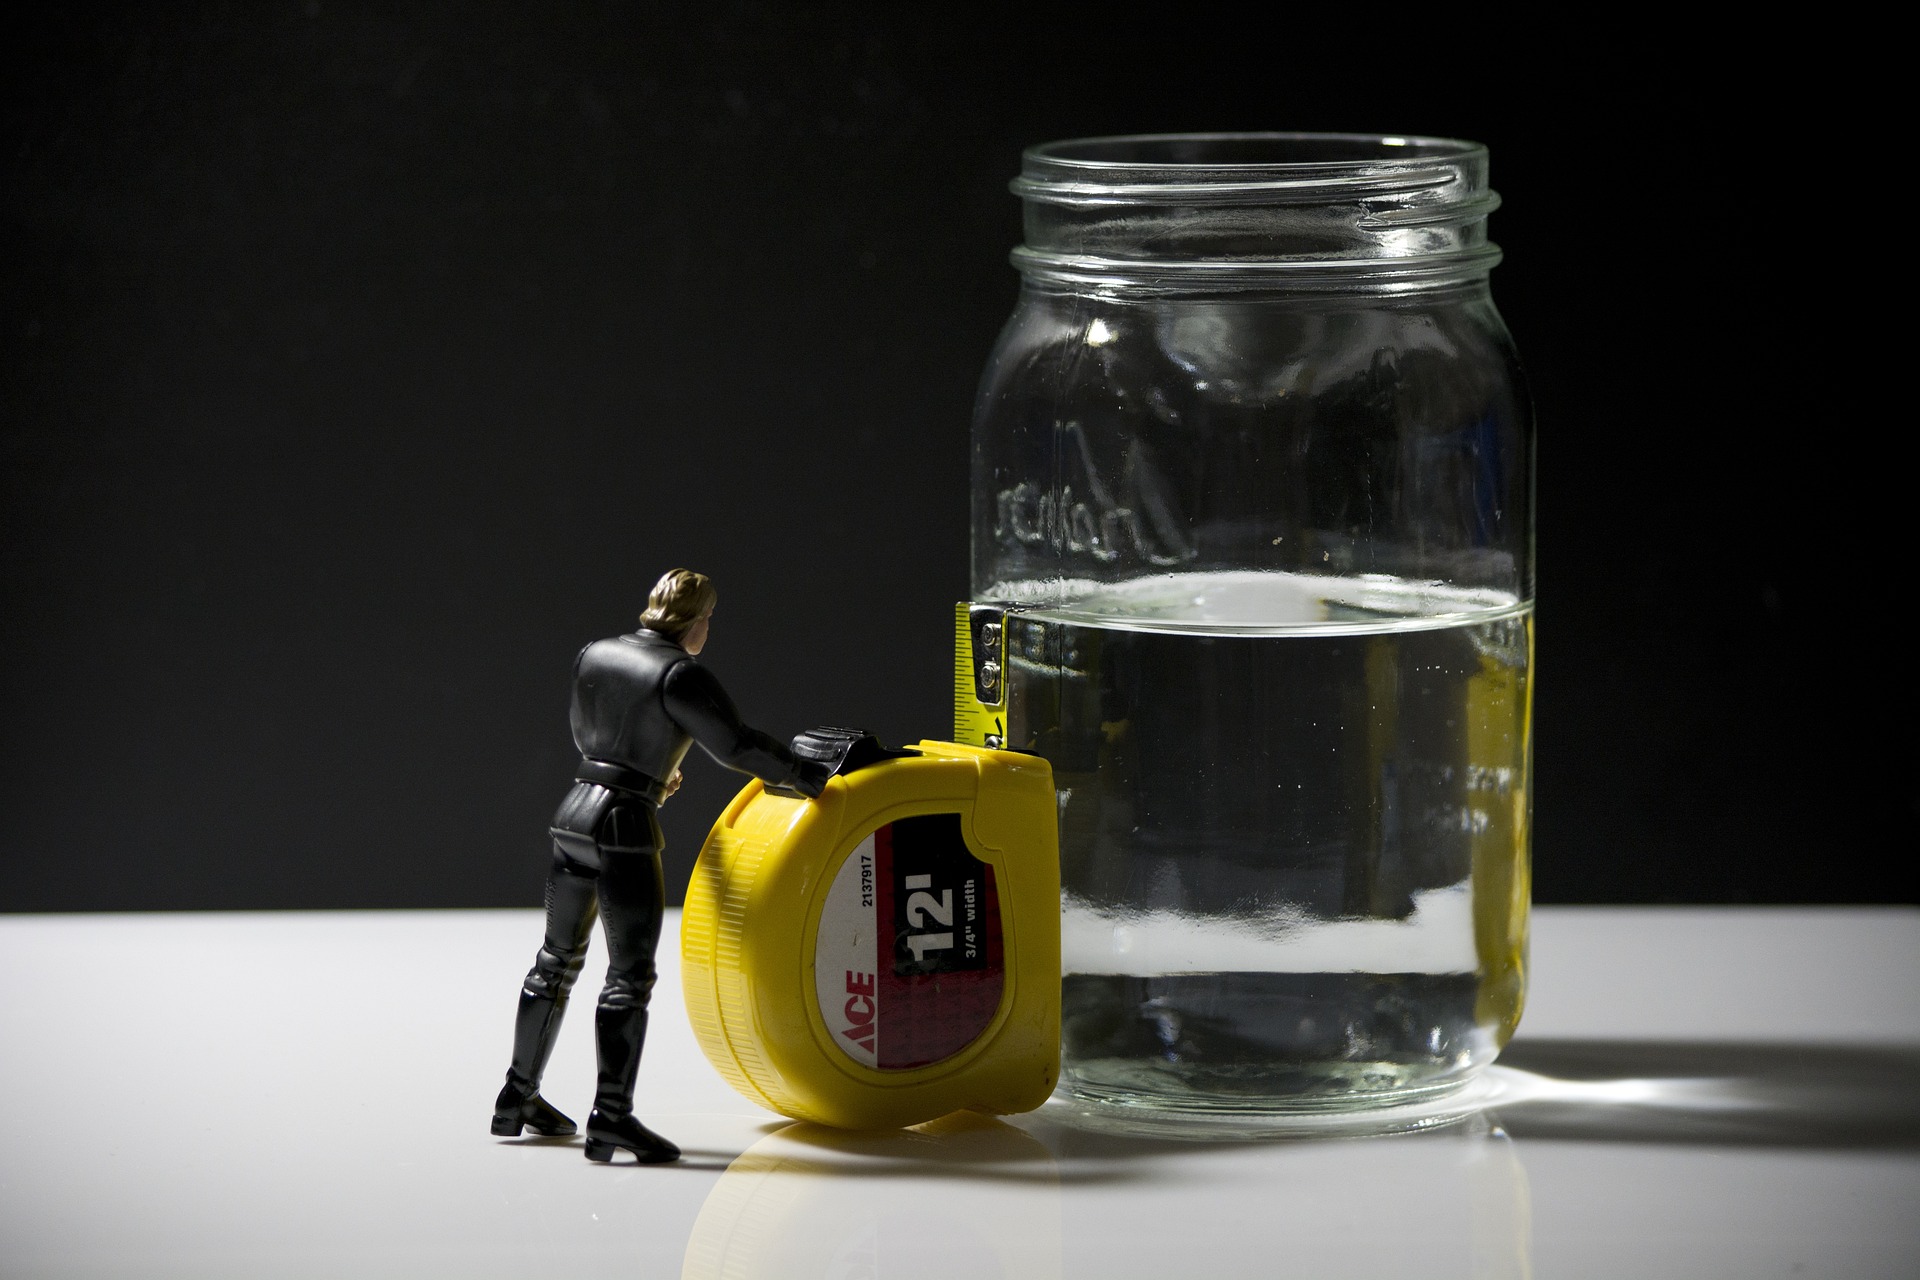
765 727 922 798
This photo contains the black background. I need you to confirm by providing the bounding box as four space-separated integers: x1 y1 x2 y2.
3 4 1902 912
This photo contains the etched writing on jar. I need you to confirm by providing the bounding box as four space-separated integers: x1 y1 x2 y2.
992 418 1195 570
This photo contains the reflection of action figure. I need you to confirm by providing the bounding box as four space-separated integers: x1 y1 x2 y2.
492 569 828 1163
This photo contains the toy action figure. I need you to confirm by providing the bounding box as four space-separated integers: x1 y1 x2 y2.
492 568 829 1163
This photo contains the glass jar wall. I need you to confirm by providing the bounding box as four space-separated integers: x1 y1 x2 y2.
971 134 1533 1121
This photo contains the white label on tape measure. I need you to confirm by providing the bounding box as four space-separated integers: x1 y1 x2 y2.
816 832 880 1068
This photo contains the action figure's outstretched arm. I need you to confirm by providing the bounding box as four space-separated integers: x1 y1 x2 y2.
663 660 826 797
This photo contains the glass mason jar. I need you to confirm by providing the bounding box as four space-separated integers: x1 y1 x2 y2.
970 134 1533 1121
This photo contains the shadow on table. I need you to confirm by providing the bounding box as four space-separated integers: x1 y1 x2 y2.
1003 1039 1920 1162
1490 1039 1920 1151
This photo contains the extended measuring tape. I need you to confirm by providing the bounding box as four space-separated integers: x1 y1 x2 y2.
952 603 1011 750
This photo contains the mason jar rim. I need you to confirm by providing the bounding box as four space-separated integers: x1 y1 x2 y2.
1015 132 1489 207
1024 132 1485 172
1009 131 1500 288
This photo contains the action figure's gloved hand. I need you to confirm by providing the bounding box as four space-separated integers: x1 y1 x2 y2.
792 757 834 800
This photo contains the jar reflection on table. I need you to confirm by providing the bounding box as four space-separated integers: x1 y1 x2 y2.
970 134 1534 1118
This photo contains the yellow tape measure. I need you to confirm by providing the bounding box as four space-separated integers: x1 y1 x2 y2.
680 729 1060 1130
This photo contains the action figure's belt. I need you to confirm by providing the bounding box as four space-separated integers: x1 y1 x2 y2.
574 759 670 807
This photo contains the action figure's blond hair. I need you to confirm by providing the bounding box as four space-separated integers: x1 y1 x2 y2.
640 569 717 640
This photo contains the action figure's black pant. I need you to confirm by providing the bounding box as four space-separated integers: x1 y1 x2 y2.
508 800 664 1117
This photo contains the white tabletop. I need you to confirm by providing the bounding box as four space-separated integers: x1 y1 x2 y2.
1 906 1914 1278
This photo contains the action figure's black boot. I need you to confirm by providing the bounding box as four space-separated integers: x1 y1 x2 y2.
493 1085 575 1137
492 951 582 1137
583 1005 679 1163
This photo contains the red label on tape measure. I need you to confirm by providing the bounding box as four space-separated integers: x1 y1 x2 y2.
815 813 1005 1069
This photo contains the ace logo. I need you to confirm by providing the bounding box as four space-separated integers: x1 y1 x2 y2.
842 971 876 1053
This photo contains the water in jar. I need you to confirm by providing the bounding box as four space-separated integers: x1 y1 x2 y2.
994 569 1531 1114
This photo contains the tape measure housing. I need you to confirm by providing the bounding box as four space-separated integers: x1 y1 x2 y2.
681 738 1060 1130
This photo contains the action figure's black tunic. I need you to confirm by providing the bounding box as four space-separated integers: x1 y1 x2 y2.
549 629 814 858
